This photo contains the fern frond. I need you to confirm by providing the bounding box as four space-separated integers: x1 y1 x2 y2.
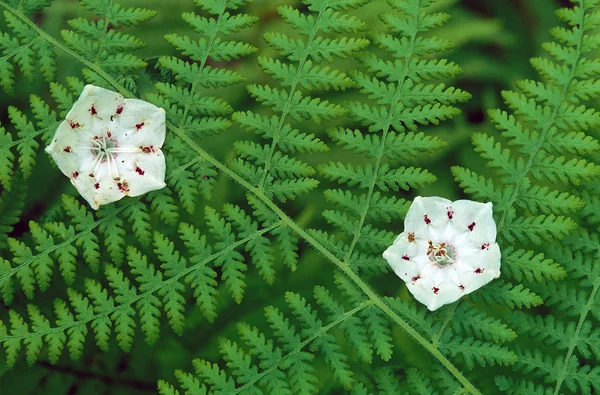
158 287 374 394
151 0 257 214
0 1 54 93
232 0 369 202
0 205 284 366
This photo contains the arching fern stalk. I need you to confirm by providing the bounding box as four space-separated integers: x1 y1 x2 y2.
159 0 515 393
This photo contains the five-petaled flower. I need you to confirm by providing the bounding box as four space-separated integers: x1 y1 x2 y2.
383 196 501 311
45 85 167 210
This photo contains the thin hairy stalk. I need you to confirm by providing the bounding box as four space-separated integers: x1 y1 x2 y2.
234 300 373 394
0 3 481 392
0 36 41 65
1 223 281 343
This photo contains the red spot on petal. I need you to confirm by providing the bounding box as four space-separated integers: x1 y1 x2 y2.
68 120 80 129
481 243 490 250
94 183 100 189
107 130 112 138
135 122 145 130
116 104 124 114
89 173 94 178
459 285 465 292
411 275 420 282
72 171 79 179
117 181 130 194
432 287 440 294
468 222 476 231
402 255 410 261
424 215 431 225
408 232 415 242
90 105 97 115
63 146 72 153
475 268 484 274
135 167 145 176
447 210 454 219
141 145 154 153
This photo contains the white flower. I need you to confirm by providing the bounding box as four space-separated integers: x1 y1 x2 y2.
383 196 501 311
45 85 167 210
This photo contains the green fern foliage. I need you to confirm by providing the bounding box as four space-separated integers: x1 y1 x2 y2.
231 0 370 201
453 0 600 307
496 228 600 394
61 0 156 87
157 286 374 394
318 0 468 277
0 0 54 93
0 203 285 366
149 0 258 214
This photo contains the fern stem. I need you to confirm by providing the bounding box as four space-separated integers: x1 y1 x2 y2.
178 6 225 127
0 4 480 391
432 302 458 347
0 36 42 66
234 299 373 394
1 222 281 342
496 0 586 236
92 0 114 65
553 279 600 394
343 7 419 263
0 124 54 151
256 2 327 189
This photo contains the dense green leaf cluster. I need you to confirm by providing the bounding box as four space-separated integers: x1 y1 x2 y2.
1 0 600 394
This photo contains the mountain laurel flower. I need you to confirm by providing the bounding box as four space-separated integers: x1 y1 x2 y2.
45 85 167 210
383 196 501 311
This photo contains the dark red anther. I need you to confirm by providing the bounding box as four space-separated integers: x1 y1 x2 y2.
468 222 476 231
135 167 145 176
63 146 72 153
424 215 431 225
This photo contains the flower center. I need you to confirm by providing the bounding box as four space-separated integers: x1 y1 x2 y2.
427 240 455 266
81 130 139 179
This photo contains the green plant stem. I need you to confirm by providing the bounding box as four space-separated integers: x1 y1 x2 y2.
0 2 481 393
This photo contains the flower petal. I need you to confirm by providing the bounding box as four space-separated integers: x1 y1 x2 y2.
404 196 452 237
